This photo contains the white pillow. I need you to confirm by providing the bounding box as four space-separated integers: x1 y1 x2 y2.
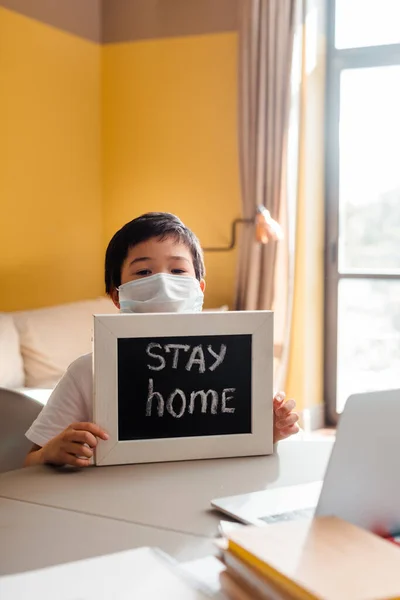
12 298 118 388
0 314 25 388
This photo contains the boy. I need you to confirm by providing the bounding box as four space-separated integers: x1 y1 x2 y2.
24 212 299 467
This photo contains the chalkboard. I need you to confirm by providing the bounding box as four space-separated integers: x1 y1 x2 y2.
117 334 252 441
94 312 273 466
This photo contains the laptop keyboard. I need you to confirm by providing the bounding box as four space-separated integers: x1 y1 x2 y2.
260 507 315 524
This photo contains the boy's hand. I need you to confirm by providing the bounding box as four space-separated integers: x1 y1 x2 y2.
273 392 299 443
40 422 109 467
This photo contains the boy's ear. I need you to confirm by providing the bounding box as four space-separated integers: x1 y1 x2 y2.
110 287 120 309
200 279 206 293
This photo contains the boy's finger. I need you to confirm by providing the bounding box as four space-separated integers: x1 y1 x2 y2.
62 452 91 468
71 422 109 440
273 391 286 407
64 442 93 459
278 424 300 439
277 413 299 429
276 398 296 417
66 429 98 447
70 456 91 468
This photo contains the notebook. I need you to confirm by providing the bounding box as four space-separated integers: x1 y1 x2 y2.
0 547 212 600
220 550 296 600
225 516 400 600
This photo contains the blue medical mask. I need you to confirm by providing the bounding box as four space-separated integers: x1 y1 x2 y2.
118 273 204 314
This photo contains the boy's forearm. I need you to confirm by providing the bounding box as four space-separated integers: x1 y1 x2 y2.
24 446 45 467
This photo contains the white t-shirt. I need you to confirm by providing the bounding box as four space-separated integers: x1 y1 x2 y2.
25 354 93 447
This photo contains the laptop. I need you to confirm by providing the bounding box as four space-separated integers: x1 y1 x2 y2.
211 389 400 533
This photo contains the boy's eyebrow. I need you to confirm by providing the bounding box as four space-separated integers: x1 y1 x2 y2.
129 257 152 266
129 255 190 266
170 255 190 263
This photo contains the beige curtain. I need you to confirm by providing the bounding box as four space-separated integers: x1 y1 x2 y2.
285 0 326 417
235 0 303 389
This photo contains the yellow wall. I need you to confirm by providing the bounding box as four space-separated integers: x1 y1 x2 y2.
0 8 103 311
0 16 241 311
102 33 241 309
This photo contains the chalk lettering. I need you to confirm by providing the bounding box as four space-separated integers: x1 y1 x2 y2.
221 388 236 413
146 378 164 416
146 343 166 371
208 344 227 371
166 389 186 418
186 345 206 373
189 390 219 414
165 344 190 369
146 383 236 418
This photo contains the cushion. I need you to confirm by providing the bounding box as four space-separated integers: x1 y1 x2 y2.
12 297 118 388
0 314 25 388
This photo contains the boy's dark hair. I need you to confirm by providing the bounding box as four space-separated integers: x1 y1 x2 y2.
105 212 205 294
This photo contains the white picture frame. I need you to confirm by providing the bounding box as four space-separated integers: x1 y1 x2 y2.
93 311 273 466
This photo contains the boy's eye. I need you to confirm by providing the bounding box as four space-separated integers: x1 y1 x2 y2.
136 269 152 276
171 269 186 275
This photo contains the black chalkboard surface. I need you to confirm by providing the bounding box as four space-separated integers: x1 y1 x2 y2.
117 334 252 441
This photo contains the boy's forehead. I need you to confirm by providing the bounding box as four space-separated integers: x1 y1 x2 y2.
126 236 192 259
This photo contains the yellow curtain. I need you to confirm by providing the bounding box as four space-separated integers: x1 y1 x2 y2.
285 0 326 429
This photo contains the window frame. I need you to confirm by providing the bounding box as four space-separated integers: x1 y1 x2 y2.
324 0 400 425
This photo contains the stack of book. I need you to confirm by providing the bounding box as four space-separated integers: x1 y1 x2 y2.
217 516 400 600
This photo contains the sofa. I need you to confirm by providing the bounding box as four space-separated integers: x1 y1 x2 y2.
0 297 120 405
0 298 228 405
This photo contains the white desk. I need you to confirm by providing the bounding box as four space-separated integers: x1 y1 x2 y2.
0 440 333 576
0 440 332 536
0 498 215 576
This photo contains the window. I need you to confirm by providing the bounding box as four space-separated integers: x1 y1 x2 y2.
335 0 400 50
325 0 400 421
